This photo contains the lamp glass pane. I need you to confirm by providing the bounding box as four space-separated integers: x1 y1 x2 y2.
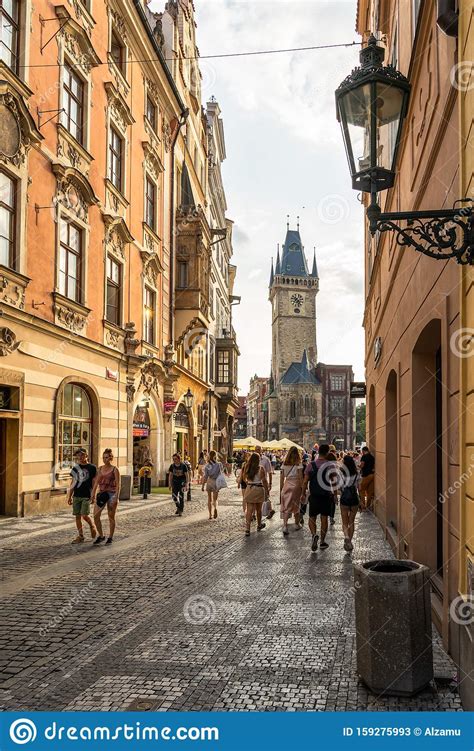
340 83 371 175
374 82 404 172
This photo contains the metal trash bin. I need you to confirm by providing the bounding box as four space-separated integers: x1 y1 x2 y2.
354 559 433 696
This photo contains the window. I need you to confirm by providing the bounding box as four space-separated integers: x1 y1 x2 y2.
331 396 344 413
58 384 92 469
177 260 188 289
110 29 125 74
217 350 230 383
59 220 82 302
109 127 123 191
290 399 297 420
106 255 121 325
63 64 84 144
146 96 157 131
0 0 19 72
145 177 156 231
209 337 215 383
0 170 15 268
330 374 345 391
143 286 155 344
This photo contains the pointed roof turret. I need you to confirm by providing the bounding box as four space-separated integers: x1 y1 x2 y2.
280 349 320 386
275 245 281 275
311 248 319 278
269 258 274 287
280 227 310 277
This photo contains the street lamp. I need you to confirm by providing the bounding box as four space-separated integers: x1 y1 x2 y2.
336 35 473 265
183 388 194 410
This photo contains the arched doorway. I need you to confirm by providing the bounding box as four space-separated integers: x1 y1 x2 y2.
412 319 443 582
174 403 192 459
132 396 160 490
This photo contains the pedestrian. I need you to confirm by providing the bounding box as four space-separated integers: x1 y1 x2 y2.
280 446 303 536
339 454 360 552
66 448 97 544
359 446 375 511
326 451 338 526
300 444 336 552
242 452 269 536
202 450 223 519
255 445 275 518
168 453 189 516
92 448 121 545
236 451 249 514
196 451 207 484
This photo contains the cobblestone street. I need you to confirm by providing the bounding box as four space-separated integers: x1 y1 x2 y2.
0 479 462 712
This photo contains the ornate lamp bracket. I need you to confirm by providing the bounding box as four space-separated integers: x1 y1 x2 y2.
367 198 474 265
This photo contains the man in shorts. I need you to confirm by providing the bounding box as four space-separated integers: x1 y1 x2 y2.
168 453 190 516
301 444 336 552
66 448 97 544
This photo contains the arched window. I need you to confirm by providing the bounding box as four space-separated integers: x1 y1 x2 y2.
58 384 92 468
304 396 310 414
290 399 297 419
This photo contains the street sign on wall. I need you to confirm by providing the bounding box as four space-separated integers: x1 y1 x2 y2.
164 400 178 414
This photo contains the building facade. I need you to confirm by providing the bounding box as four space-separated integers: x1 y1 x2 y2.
0 0 238 515
266 225 354 448
234 396 248 439
247 376 269 441
357 0 473 709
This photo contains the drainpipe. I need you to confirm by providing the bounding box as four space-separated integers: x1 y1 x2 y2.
169 109 189 346
437 0 458 36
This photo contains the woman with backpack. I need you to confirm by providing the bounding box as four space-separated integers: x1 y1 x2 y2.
242 452 269 536
339 454 360 552
201 450 224 520
280 446 304 536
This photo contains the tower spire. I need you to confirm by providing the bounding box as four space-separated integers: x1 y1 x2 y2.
269 257 274 287
311 247 319 278
275 244 281 274
286 214 290 230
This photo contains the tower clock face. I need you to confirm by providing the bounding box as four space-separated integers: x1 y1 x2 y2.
291 293 304 314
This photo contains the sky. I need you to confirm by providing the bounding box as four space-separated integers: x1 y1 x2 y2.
188 0 366 391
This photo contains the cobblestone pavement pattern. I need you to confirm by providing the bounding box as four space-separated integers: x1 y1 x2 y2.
0 478 462 711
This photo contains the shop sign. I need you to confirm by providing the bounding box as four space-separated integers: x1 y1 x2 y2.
164 400 178 414
133 406 150 438
350 382 366 398
106 368 118 381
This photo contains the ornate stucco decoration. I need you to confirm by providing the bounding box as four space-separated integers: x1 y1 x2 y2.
0 327 20 357
142 142 164 179
105 82 135 134
0 80 42 168
104 324 124 352
124 322 140 355
55 6 101 74
52 163 99 222
57 124 93 175
162 120 172 152
53 293 90 333
103 215 134 260
140 360 167 395
0 267 29 311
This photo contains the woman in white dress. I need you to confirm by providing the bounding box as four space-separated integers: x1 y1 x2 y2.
201 450 223 520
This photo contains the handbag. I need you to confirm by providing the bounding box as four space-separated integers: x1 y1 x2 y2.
216 472 227 490
95 491 109 508
340 484 359 505
261 499 270 517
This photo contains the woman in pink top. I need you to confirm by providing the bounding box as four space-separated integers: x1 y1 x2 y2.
92 448 121 545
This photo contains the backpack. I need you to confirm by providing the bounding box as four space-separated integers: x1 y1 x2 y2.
308 460 333 498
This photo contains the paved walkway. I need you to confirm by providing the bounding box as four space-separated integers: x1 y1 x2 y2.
0 479 462 711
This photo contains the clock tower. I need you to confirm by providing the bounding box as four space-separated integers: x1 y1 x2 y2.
269 225 319 384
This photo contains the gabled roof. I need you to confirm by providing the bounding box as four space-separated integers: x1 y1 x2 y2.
280 350 321 386
280 228 310 277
